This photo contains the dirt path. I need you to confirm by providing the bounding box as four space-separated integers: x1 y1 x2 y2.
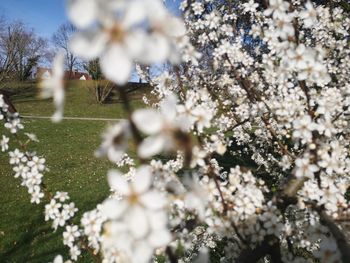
21 115 123 121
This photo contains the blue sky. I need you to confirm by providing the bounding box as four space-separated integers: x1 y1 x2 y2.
0 0 181 39
0 0 67 38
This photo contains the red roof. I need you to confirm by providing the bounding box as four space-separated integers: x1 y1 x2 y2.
36 67 91 80
64 71 92 80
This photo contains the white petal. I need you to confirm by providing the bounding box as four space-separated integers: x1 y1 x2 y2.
51 110 64 123
160 94 177 120
53 255 63 263
110 225 133 250
53 82 64 108
101 199 127 219
53 83 65 120
148 229 171 248
67 0 97 29
41 52 65 122
124 31 147 58
144 0 168 23
132 166 152 194
140 190 166 210
142 33 170 63
132 109 163 134
53 52 65 78
147 211 168 230
107 147 124 163
123 1 146 27
107 170 130 195
126 206 149 239
162 17 186 37
132 240 154 263
104 0 126 12
100 44 132 84
194 248 209 263
138 135 166 158
69 31 108 60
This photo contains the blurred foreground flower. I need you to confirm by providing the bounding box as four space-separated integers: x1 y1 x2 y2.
68 0 185 84
95 121 131 163
101 166 170 263
132 94 191 158
40 52 65 122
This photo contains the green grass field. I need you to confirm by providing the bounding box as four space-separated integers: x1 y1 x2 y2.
0 81 145 262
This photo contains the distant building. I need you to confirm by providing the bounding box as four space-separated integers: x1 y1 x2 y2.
41 69 52 79
65 70 91 81
33 67 52 79
33 67 91 80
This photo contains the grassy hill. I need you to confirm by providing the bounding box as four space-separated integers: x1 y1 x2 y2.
0 81 148 262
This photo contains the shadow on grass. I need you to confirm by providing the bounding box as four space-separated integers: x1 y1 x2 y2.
0 212 59 263
24 247 64 263
0 85 39 103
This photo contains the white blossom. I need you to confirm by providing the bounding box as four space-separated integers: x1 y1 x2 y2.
292 115 318 143
45 199 62 221
54 191 70 202
101 166 170 263
30 186 44 204
40 52 65 122
27 156 46 172
294 157 319 179
9 149 26 165
63 225 81 248
68 0 185 84
242 0 259 14
132 94 190 158
5 117 24 134
300 1 317 28
95 121 131 162
69 245 81 261
1 135 9 152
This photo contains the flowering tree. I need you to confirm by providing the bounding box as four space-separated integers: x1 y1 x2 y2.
1 0 350 262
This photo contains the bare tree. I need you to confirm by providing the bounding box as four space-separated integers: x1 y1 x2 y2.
84 59 114 104
51 23 78 78
0 20 20 82
0 15 5 32
12 24 49 81
0 19 49 82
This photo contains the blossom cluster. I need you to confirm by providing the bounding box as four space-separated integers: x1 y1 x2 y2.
68 0 186 85
44 192 78 230
100 166 171 263
1 95 47 204
10 149 46 204
1 96 84 261
3 0 350 262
